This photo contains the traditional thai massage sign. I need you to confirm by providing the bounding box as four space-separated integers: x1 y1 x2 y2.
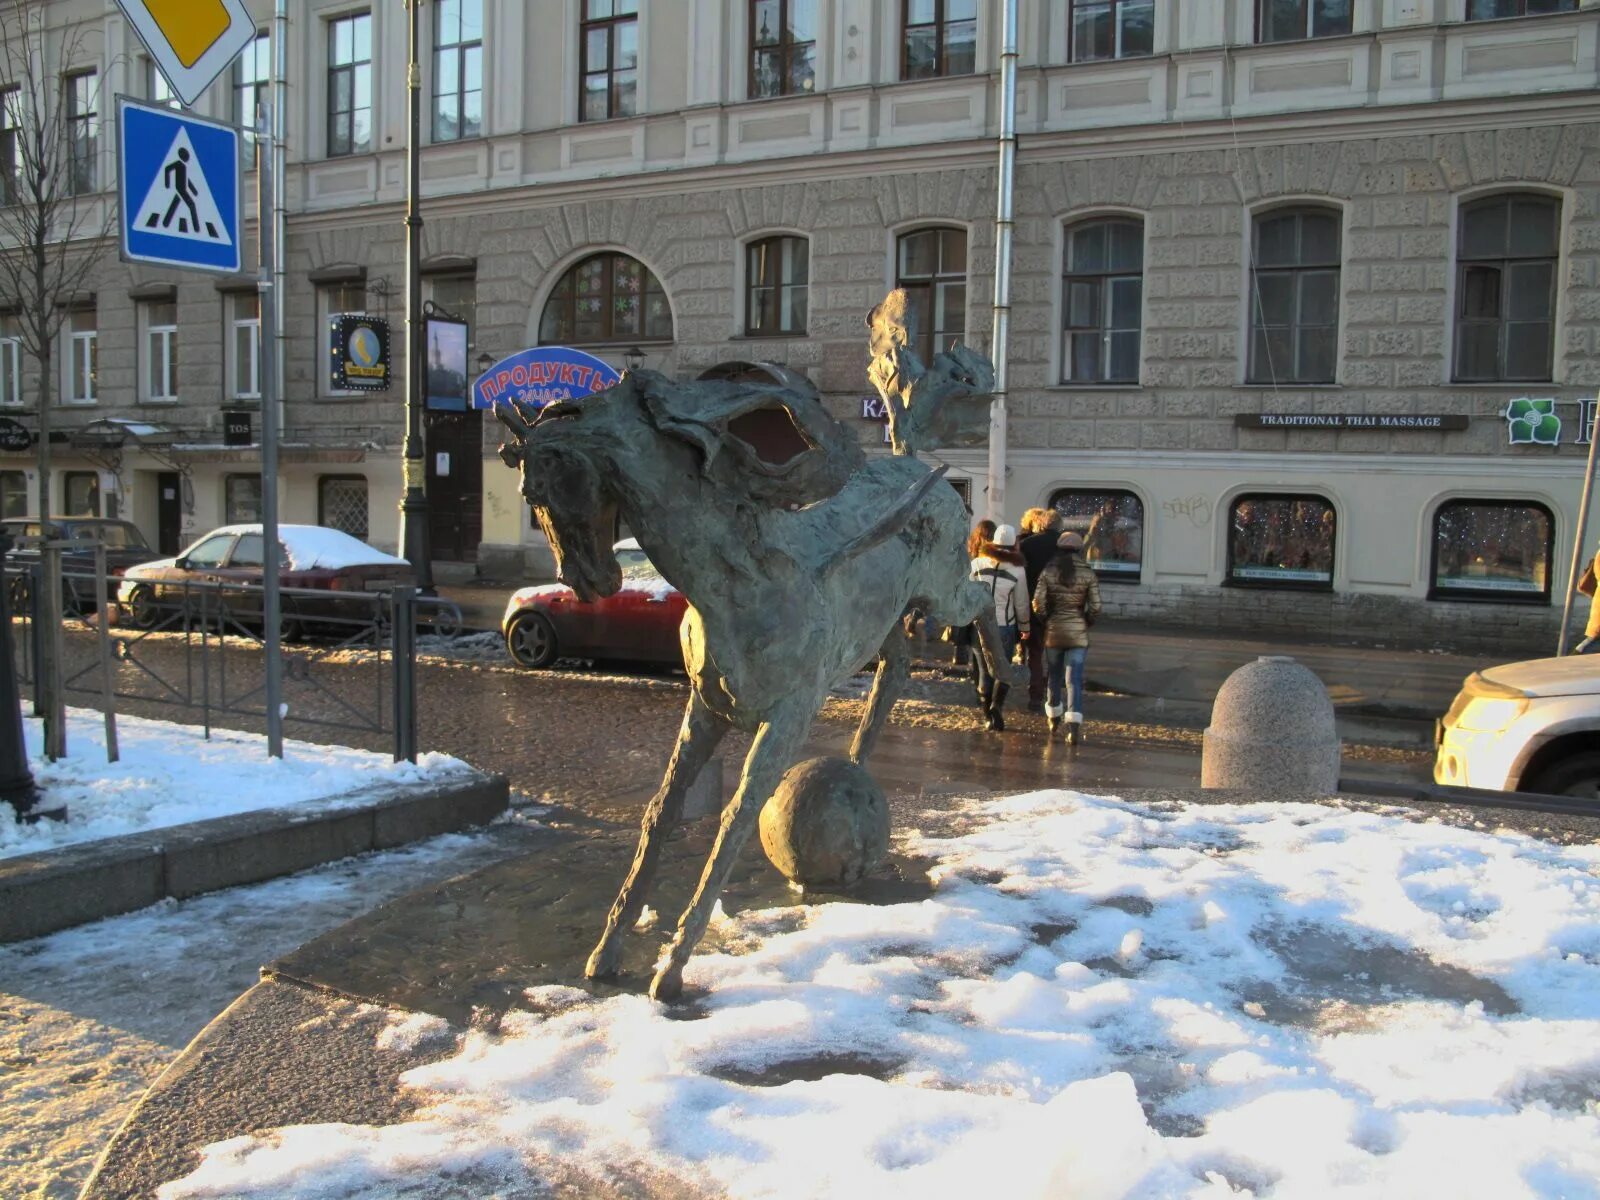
471 346 622 411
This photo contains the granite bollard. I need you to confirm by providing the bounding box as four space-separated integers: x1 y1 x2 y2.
1202 655 1341 793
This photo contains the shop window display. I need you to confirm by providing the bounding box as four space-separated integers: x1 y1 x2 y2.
1049 489 1143 581
1431 500 1551 602
1228 494 1335 588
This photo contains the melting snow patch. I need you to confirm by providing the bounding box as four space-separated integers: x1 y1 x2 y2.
0 707 473 859
158 789 1600 1199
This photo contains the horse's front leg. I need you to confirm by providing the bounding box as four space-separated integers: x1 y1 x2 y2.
586 690 730 981
651 698 815 1001
849 623 911 766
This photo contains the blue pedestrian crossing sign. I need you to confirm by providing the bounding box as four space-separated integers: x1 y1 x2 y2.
117 97 241 274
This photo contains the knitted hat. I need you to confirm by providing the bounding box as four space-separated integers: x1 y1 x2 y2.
992 524 1018 547
1057 531 1084 551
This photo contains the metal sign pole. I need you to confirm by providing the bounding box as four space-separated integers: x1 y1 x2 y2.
1557 394 1600 657
258 96 283 757
985 0 1018 523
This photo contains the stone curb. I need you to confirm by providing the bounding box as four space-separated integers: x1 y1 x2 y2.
0 771 509 944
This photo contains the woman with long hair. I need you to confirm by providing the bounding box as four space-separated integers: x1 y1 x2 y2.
1032 530 1103 745
969 523 1028 731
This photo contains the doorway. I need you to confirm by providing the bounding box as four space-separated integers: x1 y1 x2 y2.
425 410 483 562
156 471 182 554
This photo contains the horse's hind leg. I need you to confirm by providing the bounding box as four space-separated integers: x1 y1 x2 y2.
849 623 911 766
651 698 814 1001
586 691 730 981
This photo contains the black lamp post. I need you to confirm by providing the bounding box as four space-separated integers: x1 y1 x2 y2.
396 0 434 593
0 530 41 821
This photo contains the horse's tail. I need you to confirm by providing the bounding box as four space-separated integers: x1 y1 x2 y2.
823 464 950 573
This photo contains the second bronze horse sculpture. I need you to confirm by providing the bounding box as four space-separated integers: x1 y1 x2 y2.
495 292 1008 999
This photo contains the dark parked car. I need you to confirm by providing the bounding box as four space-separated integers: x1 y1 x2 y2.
117 523 414 636
502 539 687 669
2 517 157 615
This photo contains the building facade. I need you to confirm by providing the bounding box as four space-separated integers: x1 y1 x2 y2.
2 0 1598 652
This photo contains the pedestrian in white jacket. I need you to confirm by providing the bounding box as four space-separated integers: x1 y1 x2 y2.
969 522 1029 731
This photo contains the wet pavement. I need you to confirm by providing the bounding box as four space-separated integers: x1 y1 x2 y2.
437 580 1503 723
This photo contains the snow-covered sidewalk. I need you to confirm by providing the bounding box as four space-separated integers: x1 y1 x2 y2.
159 788 1600 1200
0 706 475 860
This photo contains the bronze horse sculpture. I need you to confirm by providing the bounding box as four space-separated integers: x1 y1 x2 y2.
496 293 1008 1000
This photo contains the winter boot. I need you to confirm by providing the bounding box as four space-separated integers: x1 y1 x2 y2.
988 682 1010 733
1065 711 1083 746
976 676 995 728
1045 702 1064 735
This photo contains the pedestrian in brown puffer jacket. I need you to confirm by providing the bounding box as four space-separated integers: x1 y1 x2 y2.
1032 531 1102 745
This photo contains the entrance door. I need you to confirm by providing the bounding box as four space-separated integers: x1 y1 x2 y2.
156 471 182 555
424 410 483 562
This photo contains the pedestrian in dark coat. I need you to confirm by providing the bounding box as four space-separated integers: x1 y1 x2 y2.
1017 507 1058 712
1032 530 1102 745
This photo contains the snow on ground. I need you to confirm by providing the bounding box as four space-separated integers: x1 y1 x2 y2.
0 706 474 859
160 789 1600 1200
0 825 539 1200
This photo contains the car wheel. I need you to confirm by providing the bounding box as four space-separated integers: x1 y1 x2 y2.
1524 752 1600 800
505 611 558 669
125 585 159 630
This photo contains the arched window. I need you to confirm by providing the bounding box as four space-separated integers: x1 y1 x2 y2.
1049 488 1144 582
1062 218 1143 384
1227 494 1335 589
539 253 672 345
1248 208 1340 385
745 236 809 335
896 227 966 365
1455 194 1559 383
1431 499 1553 603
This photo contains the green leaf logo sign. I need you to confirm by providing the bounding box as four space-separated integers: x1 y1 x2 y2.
1505 397 1562 446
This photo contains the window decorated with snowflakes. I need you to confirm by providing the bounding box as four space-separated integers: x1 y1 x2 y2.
1504 397 1561 446
1431 500 1552 604
539 253 673 346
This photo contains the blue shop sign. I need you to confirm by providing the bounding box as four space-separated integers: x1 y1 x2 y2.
472 347 622 412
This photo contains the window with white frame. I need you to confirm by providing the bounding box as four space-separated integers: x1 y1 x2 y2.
0 314 19 406
233 31 269 155
750 0 817 98
746 236 809 336
1248 207 1341 385
64 70 98 195
433 0 483 141
230 291 261 399
141 301 178 401
1069 1 1154 61
1257 0 1352 42
895 227 967 365
1466 0 1576 18
902 0 977 79
63 470 98 517
145 59 180 109
1061 217 1143 383
0 85 21 206
65 307 95 403
320 282 367 395
225 474 262 524
580 1 639 121
0 471 25 518
327 12 373 157
1454 193 1559 383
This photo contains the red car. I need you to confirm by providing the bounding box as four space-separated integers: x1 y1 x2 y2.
502 539 687 669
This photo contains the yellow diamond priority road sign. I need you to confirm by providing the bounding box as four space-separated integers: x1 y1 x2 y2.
115 0 257 109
